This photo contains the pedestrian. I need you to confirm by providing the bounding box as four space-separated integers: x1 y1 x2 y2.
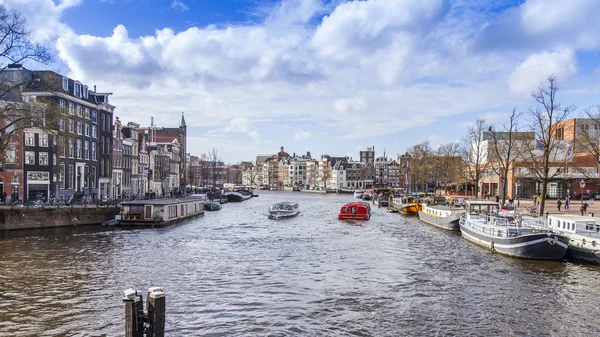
495 195 500 203
580 204 585 216
516 195 520 207
584 201 589 214
565 197 570 213
591 196 595 204
536 195 541 207
557 199 562 212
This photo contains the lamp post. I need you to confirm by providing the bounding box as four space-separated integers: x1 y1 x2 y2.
516 181 520 207
580 179 586 208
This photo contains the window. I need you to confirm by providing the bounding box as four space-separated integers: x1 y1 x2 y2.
84 108 90 119
106 115 111 130
101 113 105 130
83 86 88 98
75 83 81 97
5 143 17 163
84 124 90 137
68 164 74 189
76 139 82 158
68 139 74 158
77 122 82 135
76 105 82 117
62 77 68 90
100 160 104 178
84 141 89 160
92 125 97 138
92 142 97 160
39 133 48 147
59 164 65 189
39 152 48 165
91 166 96 188
59 119 64 131
25 132 35 146
60 100 66 111
69 102 74 114
68 119 74 133
91 110 97 123
25 151 35 165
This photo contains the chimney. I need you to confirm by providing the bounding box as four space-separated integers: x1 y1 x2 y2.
94 85 97 93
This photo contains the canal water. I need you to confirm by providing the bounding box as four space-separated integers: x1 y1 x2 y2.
1 191 599 336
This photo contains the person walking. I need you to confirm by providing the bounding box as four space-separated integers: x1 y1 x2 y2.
535 195 541 207
565 197 570 213
557 199 562 212
583 201 589 214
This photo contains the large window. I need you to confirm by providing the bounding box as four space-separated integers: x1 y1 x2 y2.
68 139 74 158
25 151 35 165
84 108 90 119
5 143 17 163
39 152 49 165
69 102 74 114
75 83 81 97
83 86 88 99
76 105 82 117
92 125 97 138
91 110 97 123
39 133 48 147
60 99 66 111
68 119 74 133
62 77 68 90
59 119 64 131
76 122 82 135
25 132 34 146
84 124 90 137
84 141 89 160
76 139 82 159
68 164 74 189
91 142 97 160
91 166 96 188
59 164 65 189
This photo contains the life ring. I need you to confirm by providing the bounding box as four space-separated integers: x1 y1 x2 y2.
548 238 556 245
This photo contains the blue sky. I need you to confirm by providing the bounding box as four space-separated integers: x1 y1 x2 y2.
4 0 600 163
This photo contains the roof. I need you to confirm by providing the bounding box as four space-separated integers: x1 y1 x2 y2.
121 198 198 206
465 200 500 206
547 214 598 222
180 112 186 127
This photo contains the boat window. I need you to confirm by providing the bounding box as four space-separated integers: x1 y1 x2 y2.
571 223 575 231
586 223 593 231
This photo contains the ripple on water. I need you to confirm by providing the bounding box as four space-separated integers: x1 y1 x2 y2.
1 191 600 336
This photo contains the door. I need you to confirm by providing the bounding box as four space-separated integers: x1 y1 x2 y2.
145 205 152 219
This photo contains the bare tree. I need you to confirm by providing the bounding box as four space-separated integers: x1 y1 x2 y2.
208 148 220 188
461 119 488 198
522 76 575 216
575 106 600 181
434 142 462 195
407 141 433 192
0 6 57 154
488 109 527 205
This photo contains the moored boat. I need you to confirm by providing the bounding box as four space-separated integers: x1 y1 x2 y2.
268 202 300 219
354 190 364 199
392 195 419 215
118 198 205 226
543 214 600 264
459 200 568 260
373 189 390 207
224 189 253 202
339 202 371 220
204 201 222 211
418 196 465 231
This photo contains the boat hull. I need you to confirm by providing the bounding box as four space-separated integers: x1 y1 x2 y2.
418 210 460 231
226 191 253 202
400 204 419 215
566 245 600 264
338 214 370 220
459 224 568 259
268 210 300 219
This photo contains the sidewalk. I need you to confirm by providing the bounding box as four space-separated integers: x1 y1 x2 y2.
514 198 599 217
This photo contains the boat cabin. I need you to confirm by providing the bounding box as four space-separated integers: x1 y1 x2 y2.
270 202 299 211
339 202 371 220
120 198 205 225
547 214 600 235
465 200 500 216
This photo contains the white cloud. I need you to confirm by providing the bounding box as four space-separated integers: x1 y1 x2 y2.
508 48 577 95
294 129 312 140
2 0 79 43
333 98 366 113
222 118 260 140
171 0 189 12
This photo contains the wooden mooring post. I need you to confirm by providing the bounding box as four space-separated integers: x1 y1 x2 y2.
123 287 166 337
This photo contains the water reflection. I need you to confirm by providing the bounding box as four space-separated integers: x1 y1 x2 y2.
0 191 598 336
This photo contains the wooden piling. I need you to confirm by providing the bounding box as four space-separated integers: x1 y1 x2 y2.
123 289 144 337
146 287 166 337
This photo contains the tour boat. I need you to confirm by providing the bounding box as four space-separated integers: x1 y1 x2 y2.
338 202 371 220
418 196 465 231
268 202 300 219
544 214 600 264
459 200 568 260
354 190 364 199
392 195 419 215
117 198 205 226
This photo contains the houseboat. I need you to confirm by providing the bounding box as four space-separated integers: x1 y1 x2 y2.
459 200 568 260
339 202 371 220
392 195 419 215
117 198 205 226
418 196 465 231
268 202 300 219
543 214 600 264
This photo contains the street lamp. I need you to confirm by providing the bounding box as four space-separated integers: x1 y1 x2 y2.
580 179 586 208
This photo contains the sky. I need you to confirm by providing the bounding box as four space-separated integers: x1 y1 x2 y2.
3 0 600 163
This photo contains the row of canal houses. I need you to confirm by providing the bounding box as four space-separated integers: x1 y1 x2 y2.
241 146 403 190
0 65 187 203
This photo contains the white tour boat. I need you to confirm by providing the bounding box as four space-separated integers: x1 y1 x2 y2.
268 202 300 219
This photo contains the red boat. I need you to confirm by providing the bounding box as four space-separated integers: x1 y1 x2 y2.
338 202 371 220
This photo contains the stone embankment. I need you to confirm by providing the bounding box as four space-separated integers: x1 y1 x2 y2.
0 206 120 231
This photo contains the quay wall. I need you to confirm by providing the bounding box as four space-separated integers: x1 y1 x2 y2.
0 207 120 231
